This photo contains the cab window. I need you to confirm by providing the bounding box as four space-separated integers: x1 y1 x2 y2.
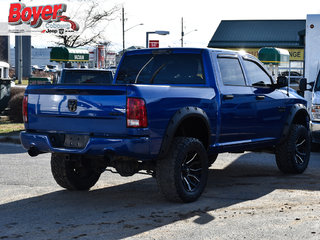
217 57 246 86
243 60 273 87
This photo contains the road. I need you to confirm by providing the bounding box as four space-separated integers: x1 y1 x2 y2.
0 143 320 240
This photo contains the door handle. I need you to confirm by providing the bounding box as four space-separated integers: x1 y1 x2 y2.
223 94 234 100
256 95 265 100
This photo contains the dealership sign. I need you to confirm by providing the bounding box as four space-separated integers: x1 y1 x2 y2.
228 48 305 61
8 3 79 34
149 40 159 48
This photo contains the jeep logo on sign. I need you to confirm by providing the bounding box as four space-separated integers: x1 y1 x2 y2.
67 99 77 112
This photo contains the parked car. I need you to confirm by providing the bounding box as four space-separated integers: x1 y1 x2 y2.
40 65 49 72
58 68 113 85
106 66 117 75
280 70 303 90
47 65 59 73
20 48 311 203
31 65 41 72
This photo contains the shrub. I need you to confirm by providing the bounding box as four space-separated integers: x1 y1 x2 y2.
10 87 25 97
8 92 24 123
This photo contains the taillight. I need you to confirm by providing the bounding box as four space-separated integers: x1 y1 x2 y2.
126 97 147 128
312 104 320 121
22 95 28 123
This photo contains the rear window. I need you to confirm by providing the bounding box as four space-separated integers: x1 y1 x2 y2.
116 53 205 85
217 57 246 86
59 70 113 85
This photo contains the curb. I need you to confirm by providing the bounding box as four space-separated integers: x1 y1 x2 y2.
0 136 21 145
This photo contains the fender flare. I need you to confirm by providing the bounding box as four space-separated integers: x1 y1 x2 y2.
279 103 310 143
157 106 211 159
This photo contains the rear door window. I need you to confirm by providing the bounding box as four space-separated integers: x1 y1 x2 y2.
217 57 246 86
116 53 205 85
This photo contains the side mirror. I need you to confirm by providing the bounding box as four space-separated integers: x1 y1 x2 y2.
299 78 307 92
309 81 315 88
277 76 288 88
299 78 314 92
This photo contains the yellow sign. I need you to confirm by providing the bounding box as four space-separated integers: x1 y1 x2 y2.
227 48 304 61
288 49 304 61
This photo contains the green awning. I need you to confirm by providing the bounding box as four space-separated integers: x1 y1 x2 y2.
258 47 290 65
50 47 89 63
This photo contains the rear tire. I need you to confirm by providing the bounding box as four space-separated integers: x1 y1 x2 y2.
51 153 101 190
156 137 208 203
275 124 311 174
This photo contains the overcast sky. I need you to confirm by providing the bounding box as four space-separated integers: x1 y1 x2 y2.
2 0 320 51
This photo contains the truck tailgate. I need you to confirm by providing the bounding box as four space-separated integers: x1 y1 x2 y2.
26 85 128 135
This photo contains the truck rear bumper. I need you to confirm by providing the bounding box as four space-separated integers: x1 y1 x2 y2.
20 131 152 159
311 121 320 143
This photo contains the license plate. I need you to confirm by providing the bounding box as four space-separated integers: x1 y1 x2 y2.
64 134 89 149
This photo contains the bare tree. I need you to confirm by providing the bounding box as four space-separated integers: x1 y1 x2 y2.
54 0 120 48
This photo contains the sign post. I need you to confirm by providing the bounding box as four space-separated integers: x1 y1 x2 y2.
146 31 169 48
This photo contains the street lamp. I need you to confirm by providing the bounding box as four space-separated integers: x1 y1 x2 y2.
122 7 144 53
126 23 144 32
181 29 197 47
123 23 144 52
146 31 170 48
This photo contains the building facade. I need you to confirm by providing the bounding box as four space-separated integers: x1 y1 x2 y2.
208 20 306 76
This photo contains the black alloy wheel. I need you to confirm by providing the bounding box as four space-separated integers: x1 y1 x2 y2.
276 124 310 174
181 151 203 192
295 134 308 166
156 137 209 202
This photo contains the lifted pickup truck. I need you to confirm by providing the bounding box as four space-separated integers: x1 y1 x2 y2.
21 48 311 202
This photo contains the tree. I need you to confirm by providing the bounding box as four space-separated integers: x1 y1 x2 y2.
54 0 119 48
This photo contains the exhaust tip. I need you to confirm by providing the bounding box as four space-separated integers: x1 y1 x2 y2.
28 147 39 157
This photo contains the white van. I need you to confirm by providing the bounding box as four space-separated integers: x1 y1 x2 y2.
304 15 320 145
311 74 320 143
0 61 9 79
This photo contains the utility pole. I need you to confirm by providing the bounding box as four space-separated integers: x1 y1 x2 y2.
122 7 125 53
181 17 184 47
180 18 197 48
18 0 22 84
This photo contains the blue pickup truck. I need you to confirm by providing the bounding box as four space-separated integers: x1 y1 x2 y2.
21 48 311 202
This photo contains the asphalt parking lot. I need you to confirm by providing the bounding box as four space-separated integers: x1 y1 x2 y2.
0 143 320 240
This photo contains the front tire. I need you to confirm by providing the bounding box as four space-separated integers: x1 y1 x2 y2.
275 124 311 174
51 153 101 190
156 137 208 203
